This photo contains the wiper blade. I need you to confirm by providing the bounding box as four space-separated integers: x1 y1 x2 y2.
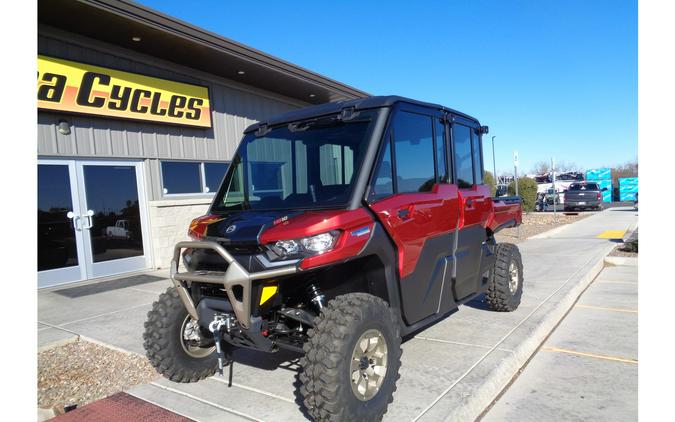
288 116 343 132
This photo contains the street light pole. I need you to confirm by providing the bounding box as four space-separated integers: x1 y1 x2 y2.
491 136 497 183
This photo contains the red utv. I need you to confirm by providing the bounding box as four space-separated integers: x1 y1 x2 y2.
144 96 523 421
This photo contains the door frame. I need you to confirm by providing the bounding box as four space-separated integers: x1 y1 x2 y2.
37 158 154 288
74 159 153 280
37 159 87 287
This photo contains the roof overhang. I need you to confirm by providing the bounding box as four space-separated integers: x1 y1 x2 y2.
37 0 369 104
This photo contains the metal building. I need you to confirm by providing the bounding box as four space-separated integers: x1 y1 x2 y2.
37 0 367 288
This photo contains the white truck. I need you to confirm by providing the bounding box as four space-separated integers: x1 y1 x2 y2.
106 219 131 239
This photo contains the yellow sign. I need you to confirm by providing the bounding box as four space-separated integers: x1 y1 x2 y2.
37 55 212 128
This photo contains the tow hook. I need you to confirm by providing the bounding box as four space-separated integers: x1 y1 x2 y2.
208 314 235 386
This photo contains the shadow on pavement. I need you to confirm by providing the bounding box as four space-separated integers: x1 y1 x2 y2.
231 346 314 420
53 274 166 298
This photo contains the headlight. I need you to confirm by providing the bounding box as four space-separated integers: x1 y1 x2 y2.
272 239 300 256
268 231 339 259
301 232 337 253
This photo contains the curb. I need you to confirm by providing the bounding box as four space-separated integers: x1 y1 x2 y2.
527 223 570 239
604 256 638 267
416 243 615 421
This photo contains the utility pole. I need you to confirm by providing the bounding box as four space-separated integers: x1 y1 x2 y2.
551 157 557 222
514 150 520 238
513 150 519 197
491 136 497 184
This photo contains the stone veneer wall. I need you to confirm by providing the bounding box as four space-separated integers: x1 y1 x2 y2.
147 198 212 269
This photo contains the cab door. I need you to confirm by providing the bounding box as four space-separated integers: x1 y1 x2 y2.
451 122 491 300
367 106 460 325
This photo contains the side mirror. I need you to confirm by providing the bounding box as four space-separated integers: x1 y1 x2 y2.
479 125 489 135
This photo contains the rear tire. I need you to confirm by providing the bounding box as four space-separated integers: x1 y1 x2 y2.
486 243 523 312
299 293 401 422
143 287 219 382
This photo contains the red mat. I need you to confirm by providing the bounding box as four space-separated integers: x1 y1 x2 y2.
52 392 193 422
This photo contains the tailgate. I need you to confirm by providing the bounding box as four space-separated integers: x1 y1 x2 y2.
565 191 597 202
489 196 522 232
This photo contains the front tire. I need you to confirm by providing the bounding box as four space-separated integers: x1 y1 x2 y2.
486 243 524 312
299 293 401 422
143 287 219 382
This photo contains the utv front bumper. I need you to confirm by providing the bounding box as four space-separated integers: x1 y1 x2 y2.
170 240 297 329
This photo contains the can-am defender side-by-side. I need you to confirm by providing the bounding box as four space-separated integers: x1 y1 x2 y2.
143 96 523 421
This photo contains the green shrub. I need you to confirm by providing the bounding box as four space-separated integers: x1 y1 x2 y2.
508 177 538 212
484 170 497 196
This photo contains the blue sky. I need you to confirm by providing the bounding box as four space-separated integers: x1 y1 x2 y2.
138 0 637 175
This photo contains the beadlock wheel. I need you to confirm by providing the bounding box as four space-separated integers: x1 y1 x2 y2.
180 315 216 359
350 329 388 401
486 243 523 312
508 261 519 294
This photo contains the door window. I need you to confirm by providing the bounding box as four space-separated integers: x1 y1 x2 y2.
370 137 393 200
472 131 483 185
435 118 448 183
82 165 144 263
452 124 474 188
38 164 78 271
392 111 436 193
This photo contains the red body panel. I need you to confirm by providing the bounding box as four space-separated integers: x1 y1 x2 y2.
369 184 461 278
488 199 523 231
458 184 493 228
259 209 374 270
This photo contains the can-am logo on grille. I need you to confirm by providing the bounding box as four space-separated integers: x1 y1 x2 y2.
226 225 237 234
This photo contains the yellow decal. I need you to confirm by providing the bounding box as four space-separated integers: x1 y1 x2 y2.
37 55 211 128
259 285 278 305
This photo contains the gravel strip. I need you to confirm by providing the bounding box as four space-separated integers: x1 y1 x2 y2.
495 212 591 244
38 339 159 412
608 244 638 257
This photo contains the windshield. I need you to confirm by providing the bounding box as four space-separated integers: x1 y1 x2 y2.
212 111 378 212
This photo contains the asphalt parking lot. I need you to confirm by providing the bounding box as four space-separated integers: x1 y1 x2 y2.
38 207 638 421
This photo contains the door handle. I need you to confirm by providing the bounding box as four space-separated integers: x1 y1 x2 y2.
82 210 95 230
466 199 474 207
397 208 411 219
67 211 82 231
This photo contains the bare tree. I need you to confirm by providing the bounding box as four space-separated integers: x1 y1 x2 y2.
531 160 550 175
556 161 581 173
611 159 638 186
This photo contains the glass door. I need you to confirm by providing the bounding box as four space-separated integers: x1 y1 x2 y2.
75 161 151 279
37 159 151 288
38 161 86 287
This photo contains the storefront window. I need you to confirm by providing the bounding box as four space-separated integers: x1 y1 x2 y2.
161 161 231 195
204 162 230 193
161 161 201 194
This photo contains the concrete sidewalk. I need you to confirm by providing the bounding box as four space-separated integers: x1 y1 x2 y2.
38 207 637 421
483 260 638 421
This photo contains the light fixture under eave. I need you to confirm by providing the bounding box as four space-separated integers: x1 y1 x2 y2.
57 120 70 135
309 94 316 98
131 36 142 42
237 70 246 75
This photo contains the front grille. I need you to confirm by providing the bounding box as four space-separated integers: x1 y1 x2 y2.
221 243 265 255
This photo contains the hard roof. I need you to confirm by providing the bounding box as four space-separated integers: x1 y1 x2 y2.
38 0 368 104
244 95 481 133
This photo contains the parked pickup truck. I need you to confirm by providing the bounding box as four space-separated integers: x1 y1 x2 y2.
143 96 523 421
105 219 131 239
564 182 605 211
